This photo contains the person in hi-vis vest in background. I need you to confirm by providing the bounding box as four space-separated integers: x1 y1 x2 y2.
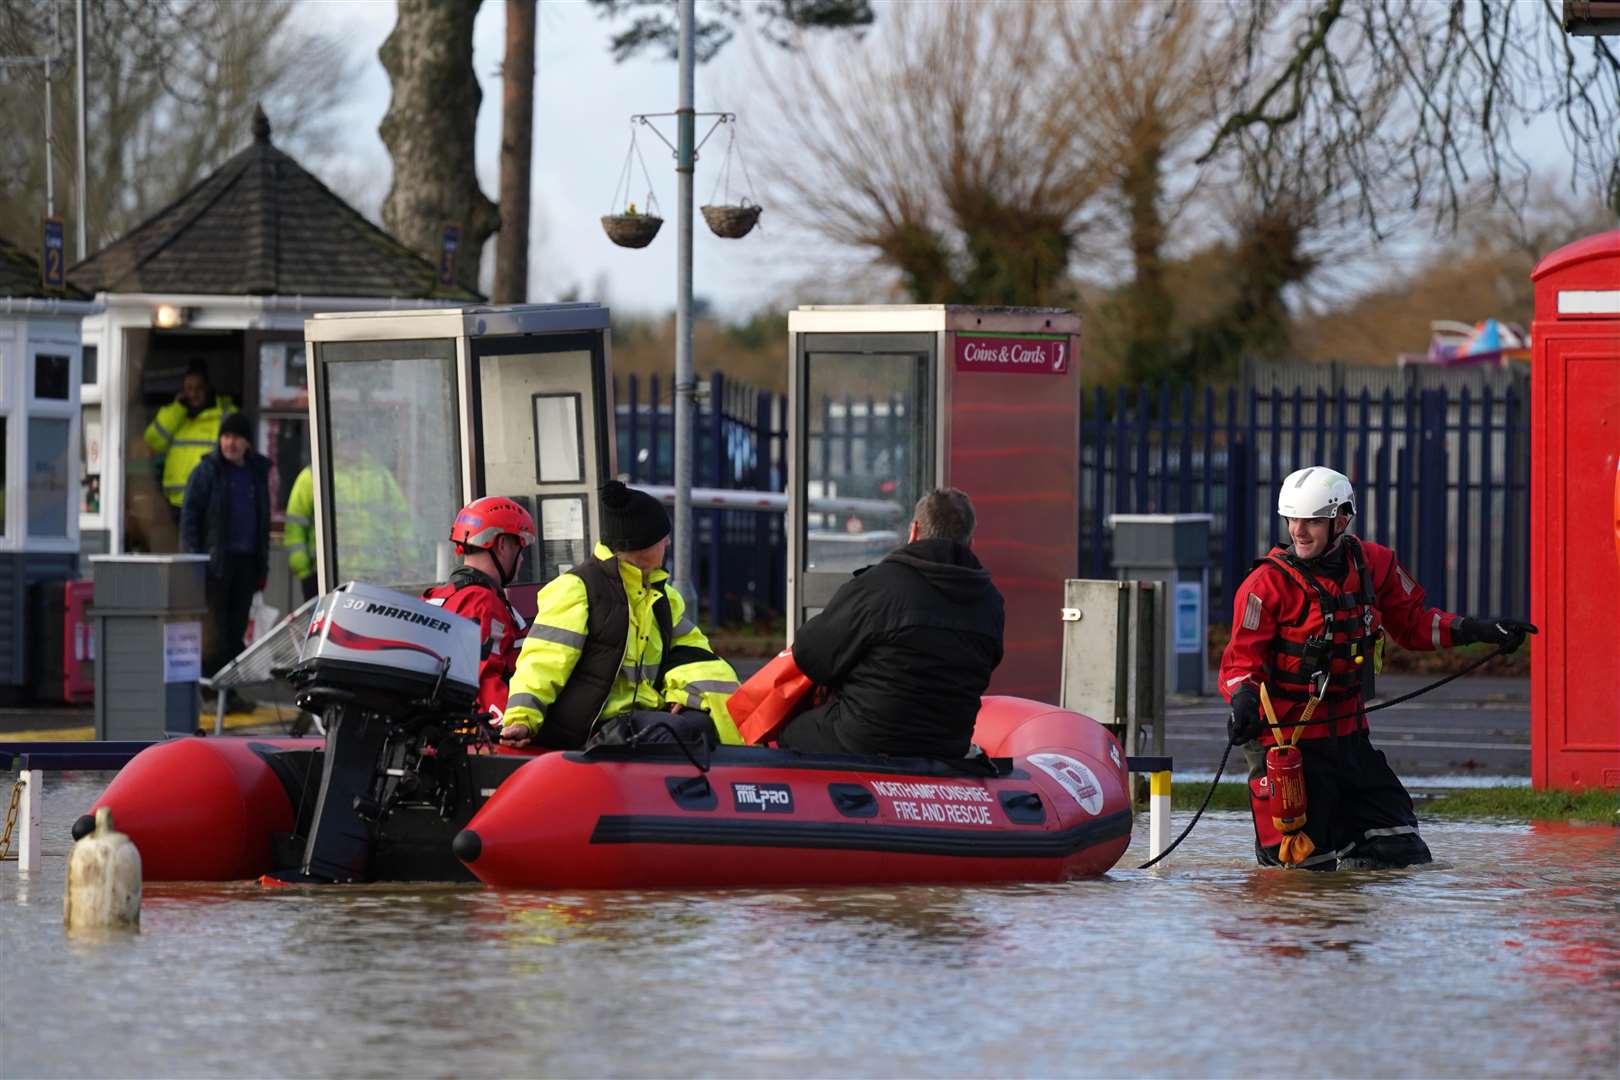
145 361 235 526
284 465 318 602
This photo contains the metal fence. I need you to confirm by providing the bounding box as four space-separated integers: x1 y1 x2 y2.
620 361 1531 629
1081 361 1532 624
615 372 788 623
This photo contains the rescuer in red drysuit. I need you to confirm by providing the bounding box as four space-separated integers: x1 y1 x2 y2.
422 497 537 727
1219 466 1533 870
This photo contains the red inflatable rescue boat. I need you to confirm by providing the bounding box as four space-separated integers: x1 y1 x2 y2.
79 698 1131 887
456 696 1132 888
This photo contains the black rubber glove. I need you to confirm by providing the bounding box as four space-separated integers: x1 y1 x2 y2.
1228 685 1263 745
1454 616 1537 654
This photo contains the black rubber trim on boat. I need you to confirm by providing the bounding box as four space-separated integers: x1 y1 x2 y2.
587 809 1132 859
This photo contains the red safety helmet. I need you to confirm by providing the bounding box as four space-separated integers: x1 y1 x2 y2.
450 497 537 554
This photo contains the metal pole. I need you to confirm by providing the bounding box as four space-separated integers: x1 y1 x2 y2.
76 0 87 258
44 55 55 218
672 0 696 601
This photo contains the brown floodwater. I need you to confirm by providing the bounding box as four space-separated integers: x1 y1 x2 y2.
2 772 1616 1078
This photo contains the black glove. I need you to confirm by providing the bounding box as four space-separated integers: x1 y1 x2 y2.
1228 685 1263 745
1454 616 1537 654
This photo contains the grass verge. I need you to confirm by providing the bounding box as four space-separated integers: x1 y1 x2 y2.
1168 781 1618 822
1420 787 1619 821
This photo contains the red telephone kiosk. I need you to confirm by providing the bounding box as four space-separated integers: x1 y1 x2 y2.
785 305 1082 704
1529 230 1620 791
303 304 615 621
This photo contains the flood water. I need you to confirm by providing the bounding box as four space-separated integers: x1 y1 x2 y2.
3 773 1617 1079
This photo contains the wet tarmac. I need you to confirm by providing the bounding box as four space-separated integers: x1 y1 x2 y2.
2 771 1615 1078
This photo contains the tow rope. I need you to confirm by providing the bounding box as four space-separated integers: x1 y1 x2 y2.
1136 640 1517 870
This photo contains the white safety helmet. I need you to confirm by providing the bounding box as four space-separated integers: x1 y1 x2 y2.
1277 466 1355 520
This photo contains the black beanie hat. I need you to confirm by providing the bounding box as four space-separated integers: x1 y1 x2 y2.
218 411 253 442
599 480 669 551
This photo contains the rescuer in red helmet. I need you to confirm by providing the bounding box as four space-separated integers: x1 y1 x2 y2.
422 496 537 727
1219 466 1534 870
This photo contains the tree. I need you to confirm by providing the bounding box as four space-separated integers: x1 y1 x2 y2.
1054 1 1239 382
588 0 873 63
754 3 1109 308
494 0 536 304
756 2 1239 363
0 0 355 256
379 0 500 297
1200 0 1620 228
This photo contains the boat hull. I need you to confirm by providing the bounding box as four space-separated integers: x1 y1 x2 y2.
458 696 1132 888
79 697 1133 887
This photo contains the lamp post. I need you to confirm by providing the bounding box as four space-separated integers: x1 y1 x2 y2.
613 13 737 602
605 0 756 608
674 0 696 605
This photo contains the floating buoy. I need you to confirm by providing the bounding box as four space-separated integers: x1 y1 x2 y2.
64 807 142 932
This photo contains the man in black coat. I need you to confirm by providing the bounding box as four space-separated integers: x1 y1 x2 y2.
779 488 1004 759
180 411 272 684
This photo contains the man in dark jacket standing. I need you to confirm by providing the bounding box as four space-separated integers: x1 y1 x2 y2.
181 411 271 684
779 488 1004 759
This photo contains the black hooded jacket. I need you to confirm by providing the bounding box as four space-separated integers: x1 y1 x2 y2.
180 448 272 582
790 538 1004 758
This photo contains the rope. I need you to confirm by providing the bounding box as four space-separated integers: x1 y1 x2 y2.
632 124 662 216
1134 641 1511 870
0 777 23 861
609 134 636 216
1138 743 1231 870
708 121 733 205
732 123 760 206
705 118 759 209
629 719 713 775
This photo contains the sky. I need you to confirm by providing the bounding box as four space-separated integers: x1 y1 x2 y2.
291 1 1600 325
297 0 828 320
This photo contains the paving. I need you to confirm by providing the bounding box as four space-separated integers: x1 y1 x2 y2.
1 669 1530 780
1156 672 1530 780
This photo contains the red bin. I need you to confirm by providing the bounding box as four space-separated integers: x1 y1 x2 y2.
1529 230 1620 791
30 579 95 705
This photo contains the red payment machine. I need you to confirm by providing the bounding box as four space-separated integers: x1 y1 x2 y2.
786 306 1081 703
1529 231 1620 790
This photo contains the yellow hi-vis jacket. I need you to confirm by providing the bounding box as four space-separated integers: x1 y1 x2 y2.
285 465 316 582
329 459 418 584
144 395 237 507
504 544 742 746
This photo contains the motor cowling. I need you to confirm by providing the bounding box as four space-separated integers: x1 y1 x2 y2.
290 581 479 718
274 583 482 883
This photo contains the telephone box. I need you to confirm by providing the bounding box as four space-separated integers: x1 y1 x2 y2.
1529 230 1620 790
786 306 1081 703
304 304 614 619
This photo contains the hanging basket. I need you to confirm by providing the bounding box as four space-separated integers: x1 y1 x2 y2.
602 214 664 249
701 202 762 240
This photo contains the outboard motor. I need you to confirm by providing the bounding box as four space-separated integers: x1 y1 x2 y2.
284 582 480 882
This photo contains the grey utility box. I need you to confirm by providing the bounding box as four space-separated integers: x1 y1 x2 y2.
1109 513 1213 697
90 554 209 739
1059 579 1165 757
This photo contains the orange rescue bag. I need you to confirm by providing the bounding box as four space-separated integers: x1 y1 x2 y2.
728 649 817 745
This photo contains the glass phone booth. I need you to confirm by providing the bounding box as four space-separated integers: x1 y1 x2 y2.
787 306 1082 703
304 304 613 619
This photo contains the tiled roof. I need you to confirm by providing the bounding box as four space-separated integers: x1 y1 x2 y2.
0 234 92 301
69 107 483 301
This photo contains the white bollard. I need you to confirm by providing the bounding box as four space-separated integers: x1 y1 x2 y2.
1149 770 1172 862
63 807 142 933
18 769 43 875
